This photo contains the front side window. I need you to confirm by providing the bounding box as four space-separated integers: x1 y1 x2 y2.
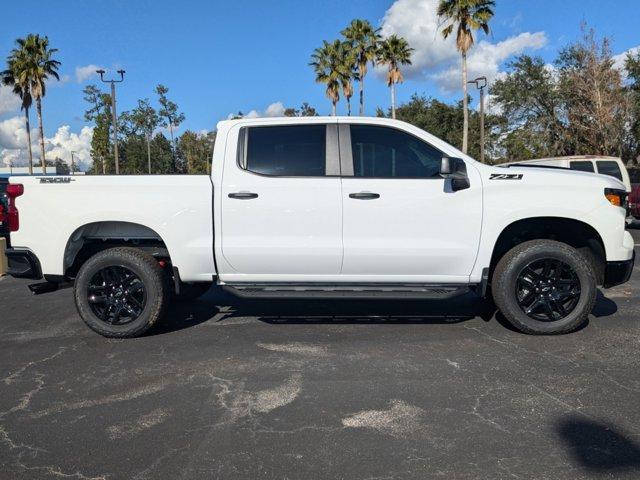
350 125 442 178
243 125 326 176
596 160 623 181
570 161 594 172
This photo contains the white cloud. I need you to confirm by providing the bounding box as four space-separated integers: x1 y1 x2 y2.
75 64 104 83
264 101 286 117
378 0 547 91
0 115 93 169
432 32 547 92
0 84 21 116
475 93 502 116
227 101 286 119
0 116 29 150
44 125 93 169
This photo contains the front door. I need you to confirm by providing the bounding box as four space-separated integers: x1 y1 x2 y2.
220 122 343 280
339 122 482 283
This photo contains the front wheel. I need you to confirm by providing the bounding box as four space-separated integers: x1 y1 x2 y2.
74 247 168 338
492 240 597 335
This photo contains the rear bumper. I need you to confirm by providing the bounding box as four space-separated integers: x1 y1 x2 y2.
603 251 635 288
5 248 43 280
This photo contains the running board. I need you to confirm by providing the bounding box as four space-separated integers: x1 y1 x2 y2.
223 283 472 299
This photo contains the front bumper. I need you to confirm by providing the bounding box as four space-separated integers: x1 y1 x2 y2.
603 251 635 288
5 248 43 280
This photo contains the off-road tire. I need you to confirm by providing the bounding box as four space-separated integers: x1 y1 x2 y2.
74 247 168 338
492 240 597 335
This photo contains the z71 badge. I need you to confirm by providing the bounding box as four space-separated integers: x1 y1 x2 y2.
489 173 523 180
39 177 75 184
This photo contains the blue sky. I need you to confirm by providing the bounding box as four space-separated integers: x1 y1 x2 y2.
1 0 639 167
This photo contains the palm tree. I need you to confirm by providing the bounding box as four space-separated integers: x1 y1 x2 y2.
1 49 34 174
13 34 61 174
377 35 414 119
437 0 494 153
341 19 381 116
310 40 350 116
339 41 357 116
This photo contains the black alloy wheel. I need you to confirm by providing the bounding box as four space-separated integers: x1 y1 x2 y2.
87 265 147 325
515 258 581 322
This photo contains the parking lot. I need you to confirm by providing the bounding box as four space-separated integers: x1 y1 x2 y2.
0 231 639 479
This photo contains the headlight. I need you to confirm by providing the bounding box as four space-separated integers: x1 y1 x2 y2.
604 188 627 209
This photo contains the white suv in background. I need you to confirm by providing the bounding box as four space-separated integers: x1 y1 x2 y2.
506 155 632 192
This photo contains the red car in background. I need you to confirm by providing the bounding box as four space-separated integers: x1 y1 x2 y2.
629 183 640 220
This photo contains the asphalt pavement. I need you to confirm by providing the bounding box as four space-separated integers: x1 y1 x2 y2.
1 231 640 479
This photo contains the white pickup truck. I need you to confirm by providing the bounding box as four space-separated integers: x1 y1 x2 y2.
4 117 634 337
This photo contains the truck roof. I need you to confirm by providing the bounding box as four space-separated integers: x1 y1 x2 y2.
512 155 620 163
217 115 409 129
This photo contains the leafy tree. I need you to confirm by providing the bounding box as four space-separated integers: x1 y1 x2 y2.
341 19 381 116
177 130 216 174
376 34 414 119
54 157 70 174
626 52 640 163
83 84 113 174
284 103 319 117
491 55 568 160
149 133 174 174
1 45 35 173
437 0 494 154
391 94 504 162
556 26 630 158
310 40 352 115
300 102 318 116
155 84 185 171
121 99 160 174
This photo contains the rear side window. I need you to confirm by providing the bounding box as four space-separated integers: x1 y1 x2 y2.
350 125 442 178
570 161 594 172
243 125 326 176
596 160 623 181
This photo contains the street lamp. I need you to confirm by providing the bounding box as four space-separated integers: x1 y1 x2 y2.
97 69 125 174
70 151 76 174
468 76 487 163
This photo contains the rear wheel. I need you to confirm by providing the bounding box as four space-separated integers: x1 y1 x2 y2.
492 240 597 335
74 247 168 338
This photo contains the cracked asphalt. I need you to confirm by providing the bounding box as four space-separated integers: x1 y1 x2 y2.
2 230 640 479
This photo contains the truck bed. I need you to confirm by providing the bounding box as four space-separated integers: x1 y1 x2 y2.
8 175 216 282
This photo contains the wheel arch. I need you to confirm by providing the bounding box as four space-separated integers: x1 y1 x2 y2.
488 217 606 285
63 221 170 278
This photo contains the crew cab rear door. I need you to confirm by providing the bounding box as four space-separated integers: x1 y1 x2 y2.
338 121 482 282
219 120 343 279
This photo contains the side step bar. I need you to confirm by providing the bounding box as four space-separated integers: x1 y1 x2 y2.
28 281 72 295
223 283 473 299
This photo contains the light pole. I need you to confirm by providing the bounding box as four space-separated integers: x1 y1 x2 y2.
468 76 487 163
96 69 125 174
70 151 76 174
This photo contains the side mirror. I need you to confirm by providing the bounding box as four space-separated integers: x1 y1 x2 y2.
440 157 452 177
440 156 470 191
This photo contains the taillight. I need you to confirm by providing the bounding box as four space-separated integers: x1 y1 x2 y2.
7 184 24 197
6 183 24 232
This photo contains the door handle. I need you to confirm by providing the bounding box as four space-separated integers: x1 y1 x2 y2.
349 192 380 200
228 191 258 200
